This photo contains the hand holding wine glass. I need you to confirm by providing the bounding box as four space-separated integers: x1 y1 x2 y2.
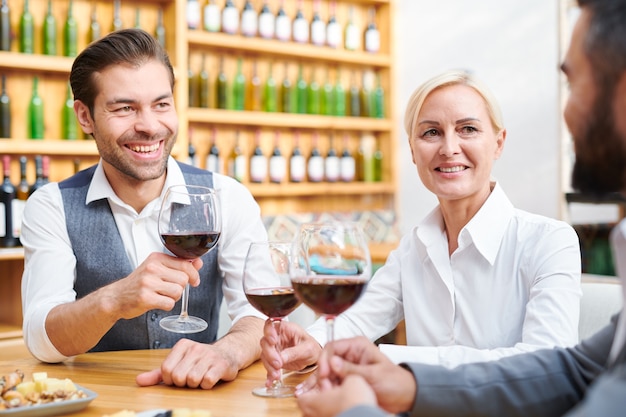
243 241 302 397
158 184 221 334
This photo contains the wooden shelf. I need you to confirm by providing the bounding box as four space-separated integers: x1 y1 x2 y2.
248 181 396 197
0 247 24 261
0 324 22 341
0 51 73 74
187 108 392 131
0 139 98 156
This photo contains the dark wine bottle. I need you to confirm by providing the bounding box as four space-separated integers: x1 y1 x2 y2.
250 130 267 183
307 67 320 115
206 127 221 173
233 58 246 111
292 0 308 44
247 60 262 111
43 0 57 56
257 0 274 39
155 8 166 48
0 0 10 51
62 82 77 140
188 56 198 108
19 0 34 54
295 64 308 114
280 63 292 113
310 0 325 47
264 62 277 113
0 74 10 138
203 0 220 32
187 130 197 167
325 134 339 182
241 0 257 37
307 133 324 183
289 132 305 183
373 146 383 182
340 134 355 182
216 57 229 110
364 7 380 53
222 0 239 35
0 155 18 248
88 3 101 43
28 77 44 140
275 0 290 42
111 0 122 32
14 156 29 241
29 155 48 196
269 131 286 184
198 54 210 108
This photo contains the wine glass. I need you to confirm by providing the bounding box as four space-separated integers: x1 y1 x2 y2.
158 184 221 334
290 222 372 357
243 241 302 398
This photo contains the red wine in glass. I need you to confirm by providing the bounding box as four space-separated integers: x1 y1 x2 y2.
161 231 221 259
290 277 367 317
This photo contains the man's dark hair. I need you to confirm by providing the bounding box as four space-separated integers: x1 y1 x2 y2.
69 28 175 117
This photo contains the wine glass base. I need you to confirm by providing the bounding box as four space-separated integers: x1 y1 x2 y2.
159 315 208 334
251 385 296 398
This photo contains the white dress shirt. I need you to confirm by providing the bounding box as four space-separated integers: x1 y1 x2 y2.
21 157 267 362
306 182 582 368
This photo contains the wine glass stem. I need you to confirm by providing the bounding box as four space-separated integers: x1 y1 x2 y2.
272 318 285 389
325 316 335 361
179 283 190 320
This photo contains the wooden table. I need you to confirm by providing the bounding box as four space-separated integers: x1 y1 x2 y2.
0 348 307 416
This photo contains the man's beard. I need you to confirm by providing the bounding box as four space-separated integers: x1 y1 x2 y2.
571 83 626 196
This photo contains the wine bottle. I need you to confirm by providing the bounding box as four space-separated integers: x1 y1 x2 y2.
310 0 325 47
292 0 308 44
326 1 341 49
19 0 34 54
64 0 78 57
88 3 101 43
246 60 262 111
280 62 292 113
28 77 44 140
274 0 290 42
340 134 355 182
155 8 166 48
364 7 380 53
307 67 320 115
250 130 267 183
228 131 246 182
334 69 346 117
0 155 18 248
307 133 324 183
187 130 197 166
355 143 364 182
320 68 334 116
216 56 228 110
202 0 219 32
344 6 359 51
360 71 373 118
222 0 239 35
360 134 375 182
264 62 277 113
373 72 385 118
373 146 383 182
0 74 10 138
295 64 307 114
269 131 286 183
43 0 57 56
0 0 10 51
233 58 246 111
62 82 77 140
325 134 339 182
289 132 305 183
188 56 198 108
14 156 29 241
241 0 257 37
187 0 201 30
206 127 221 173
257 0 274 39
134 8 141 28
73 158 81 174
111 0 122 32
348 72 360 117
198 54 210 108
29 155 48 196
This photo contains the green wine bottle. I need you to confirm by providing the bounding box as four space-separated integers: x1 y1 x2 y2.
216 56 228 110
134 8 141 29
280 63 292 113
295 64 307 114
19 0 34 54
28 77 44 140
0 0 10 51
360 71 372 118
63 0 78 57
62 82 77 140
373 72 385 118
187 56 197 108
0 75 10 138
320 68 334 116
198 54 210 108
307 67 320 115
232 58 246 111
247 60 261 111
88 3 101 43
334 69 346 117
111 0 122 32
43 0 57 56
348 71 360 117
155 8 166 49
264 62 277 113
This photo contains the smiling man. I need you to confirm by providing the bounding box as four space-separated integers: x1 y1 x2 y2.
20 29 269 390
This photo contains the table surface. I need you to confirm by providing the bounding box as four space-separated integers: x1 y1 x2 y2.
0 348 308 416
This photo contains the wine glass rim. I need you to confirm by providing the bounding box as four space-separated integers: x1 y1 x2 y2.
166 184 218 195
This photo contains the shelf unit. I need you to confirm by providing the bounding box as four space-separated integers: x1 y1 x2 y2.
0 0 397 339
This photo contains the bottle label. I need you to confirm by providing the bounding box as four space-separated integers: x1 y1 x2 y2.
269 155 286 183
325 156 340 182
275 16 291 41
250 155 268 182
307 156 324 182
222 7 239 34
311 20 326 46
340 157 355 182
326 22 341 48
0 202 5 237
293 18 309 43
345 24 359 50
241 9 258 36
233 155 246 182
206 154 220 173
187 1 201 30
204 4 221 32
365 29 380 53
12 199 25 237
258 13 275 38
290 155 305 182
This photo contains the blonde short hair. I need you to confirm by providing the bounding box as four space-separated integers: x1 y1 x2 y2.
403 69 504 139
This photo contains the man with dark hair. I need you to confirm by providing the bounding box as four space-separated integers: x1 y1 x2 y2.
294 0 626 415
21 29 269 389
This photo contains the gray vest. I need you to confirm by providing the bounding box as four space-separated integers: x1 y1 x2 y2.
59 163 223 351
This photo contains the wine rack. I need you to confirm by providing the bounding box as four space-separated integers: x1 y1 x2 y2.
0 0 397 338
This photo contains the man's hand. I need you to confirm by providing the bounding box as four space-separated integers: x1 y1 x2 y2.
296 374 377 417
260 319 322 386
